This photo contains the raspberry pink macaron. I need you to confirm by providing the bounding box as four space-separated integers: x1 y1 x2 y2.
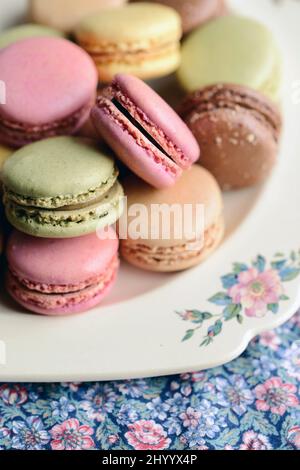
0 37 98 147
6 228 119 315
91 74 200 188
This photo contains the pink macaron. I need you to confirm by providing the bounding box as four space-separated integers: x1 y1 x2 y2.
6 228 119 315
91 74 200 188
0 37 98 147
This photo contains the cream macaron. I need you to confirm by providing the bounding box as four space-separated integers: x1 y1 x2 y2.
75 2 182 82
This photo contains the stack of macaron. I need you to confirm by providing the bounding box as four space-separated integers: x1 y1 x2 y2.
0 0 283 316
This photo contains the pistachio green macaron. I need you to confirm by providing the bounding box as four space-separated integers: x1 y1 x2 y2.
2 137 124 238
178 15 282 101
0 24 64 49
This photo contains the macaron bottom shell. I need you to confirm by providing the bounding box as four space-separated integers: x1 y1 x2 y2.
4 181 124 238
93 48 181 83
0 101 93 149
6 258 118 316
121 215 224 273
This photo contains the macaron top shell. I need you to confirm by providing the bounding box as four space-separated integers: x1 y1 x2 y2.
121 165 223 247
0 37 98 125
178 15 281 98
7 228 119 287
179 83 282 139
0 24 64 49
75 3 181 47
3 137 116 205
113 74 200 165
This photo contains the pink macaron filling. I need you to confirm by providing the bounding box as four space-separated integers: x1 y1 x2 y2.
91 74 200 188
104 82 190 168
94 96 181 178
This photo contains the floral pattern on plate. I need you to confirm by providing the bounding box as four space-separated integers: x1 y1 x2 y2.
177 251 300 346
0 311 299 450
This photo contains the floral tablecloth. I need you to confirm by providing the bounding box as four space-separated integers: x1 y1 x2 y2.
0 312 299 451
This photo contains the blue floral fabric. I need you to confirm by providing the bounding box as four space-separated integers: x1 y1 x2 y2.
0 312 299 450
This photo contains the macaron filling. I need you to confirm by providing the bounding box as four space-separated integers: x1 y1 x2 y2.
0 100 93 147
81 40 179 65
7 254 119 311
96 82 190 175
4 181 123 228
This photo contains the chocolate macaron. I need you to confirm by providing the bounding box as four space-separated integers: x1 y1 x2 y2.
145 0 227 34
179 84 282 189
120 165 224 272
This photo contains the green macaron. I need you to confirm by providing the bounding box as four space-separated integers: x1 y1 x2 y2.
0 24 64 49
177 15 282 102
2 137 124 238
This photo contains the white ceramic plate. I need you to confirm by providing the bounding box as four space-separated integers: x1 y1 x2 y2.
0 0 300 382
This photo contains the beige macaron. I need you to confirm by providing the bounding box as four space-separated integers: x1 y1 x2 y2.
29 0 127 33
119 165 224 272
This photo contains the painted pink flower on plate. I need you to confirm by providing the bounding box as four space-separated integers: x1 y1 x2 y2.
229 268 283 318
50 418 94 450
125 420 171 450
0 385 27 406
240 431 271 450
255 377 299 415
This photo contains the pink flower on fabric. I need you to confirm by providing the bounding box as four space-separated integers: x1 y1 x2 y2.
50 418 94 450
125 420 171 450
287 426 300 449
229 268 283 318
179 407 201 428
240 431 271 450
108 435 118 445
259 331 281 351
255 377 299 415
0 385 27 406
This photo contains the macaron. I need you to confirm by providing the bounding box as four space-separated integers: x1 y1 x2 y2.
144 0 227 34
178 15 282 102
0 145 13 180
179 84 282 189
0 24 64 49
91 74 200 188
75 2 182 81
119 166 224 272
29 0 127 33
6 228 119 315
0 37 98 147
2 137 124 238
